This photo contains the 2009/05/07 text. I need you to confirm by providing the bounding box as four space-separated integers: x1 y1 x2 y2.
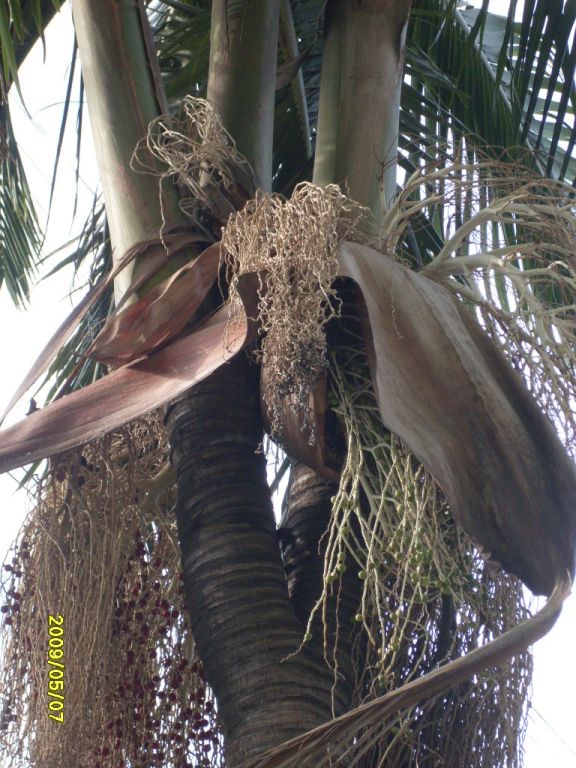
47 614 64 723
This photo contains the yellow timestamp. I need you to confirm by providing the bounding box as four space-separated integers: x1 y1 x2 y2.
47 614 64 723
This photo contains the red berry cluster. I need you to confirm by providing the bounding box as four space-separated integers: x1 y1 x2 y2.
0 541 34 734
1 539 32 626
94 526 222 768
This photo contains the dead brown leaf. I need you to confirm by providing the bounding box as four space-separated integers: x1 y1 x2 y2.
0 280 258 474
338 241 576 596
88 242 222 364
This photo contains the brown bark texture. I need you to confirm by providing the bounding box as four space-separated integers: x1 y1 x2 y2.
165 355 342 765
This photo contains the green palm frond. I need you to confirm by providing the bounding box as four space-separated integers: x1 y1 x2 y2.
0 103 39 306
406 3 521 162
406 1 576 182
398 1 576 279
151 0 212 103
460 2 576 181
272 0 324 194
0 1 65 307
0 0 63 92
40 200 112 401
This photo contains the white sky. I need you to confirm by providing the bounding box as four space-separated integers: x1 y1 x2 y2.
0 3 575 766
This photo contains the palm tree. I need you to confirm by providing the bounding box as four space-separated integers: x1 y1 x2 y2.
0 1 575 767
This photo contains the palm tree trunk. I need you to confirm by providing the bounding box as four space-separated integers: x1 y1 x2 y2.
280 464 337 623
314 0 411 222
165 355 339 765
280 462 361 706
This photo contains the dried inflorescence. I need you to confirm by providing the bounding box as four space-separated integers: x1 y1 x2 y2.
0 413 223 768
133 96 254 234
222 182 368 441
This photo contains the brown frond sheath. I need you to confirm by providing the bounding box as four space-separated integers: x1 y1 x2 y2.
260 369 342 482
0 230 207 425
88 242 222 364
337 241 576 596
0 274 259 474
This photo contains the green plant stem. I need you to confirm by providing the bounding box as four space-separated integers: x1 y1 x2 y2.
313 0 411 224
207 0 281 190
71 0 186 301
